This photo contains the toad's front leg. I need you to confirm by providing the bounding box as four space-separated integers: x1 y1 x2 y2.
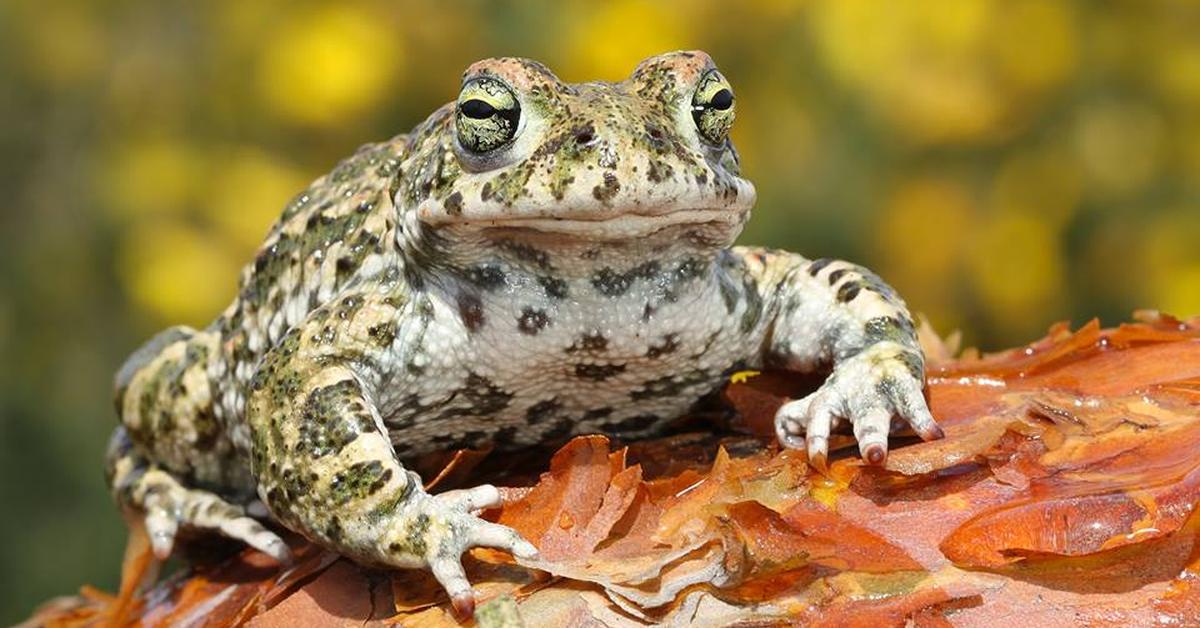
245 289 535 616
735 247 943 468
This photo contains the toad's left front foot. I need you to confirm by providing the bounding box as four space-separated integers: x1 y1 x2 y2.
775 343 943 468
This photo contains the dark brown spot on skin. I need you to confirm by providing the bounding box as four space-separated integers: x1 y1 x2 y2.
468 265 507 290
582 407 613 421
647 159 674 183
645 123 666 149
828 268 849 286
592 172 620 201
574 363 626 381
591 261 659 297
367 321 397 347
573 124 596 146
592 269 629 296
517 307 550 335
443 191 463 215
836 281 862 303
335 294 364 320
500 240 553 270
674 258 708 281
563 331 608 354
525 399 561 424
456 292 485 332
807 258 834 277
538 276 568 299
335 256 358 283
461 373 513 414
580 332 607 351
551 176 575 200
646 333 680 358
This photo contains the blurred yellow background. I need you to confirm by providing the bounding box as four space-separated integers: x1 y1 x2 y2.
2 0 1198 619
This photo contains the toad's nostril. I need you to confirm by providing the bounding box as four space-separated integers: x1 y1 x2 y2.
645 124 665 145
574 129 595 146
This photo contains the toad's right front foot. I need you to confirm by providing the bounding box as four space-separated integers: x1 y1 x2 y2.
383 484 538 617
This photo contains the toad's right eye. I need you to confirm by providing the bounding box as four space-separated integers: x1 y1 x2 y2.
456 78 521 153
691 69 736 146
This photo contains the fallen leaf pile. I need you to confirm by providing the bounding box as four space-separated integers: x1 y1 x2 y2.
25 312 1200 626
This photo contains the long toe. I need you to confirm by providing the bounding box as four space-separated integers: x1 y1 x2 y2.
437 484 502 513
217 517 291 563
429 554 474 616
468 520 538 557
144 504 179 560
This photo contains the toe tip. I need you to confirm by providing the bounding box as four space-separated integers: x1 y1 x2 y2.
451 591 476 619
514 540 539 559
268 539 294 565
150 533 174 561
864 444 887 465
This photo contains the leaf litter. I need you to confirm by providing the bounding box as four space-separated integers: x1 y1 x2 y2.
24 312 1200 626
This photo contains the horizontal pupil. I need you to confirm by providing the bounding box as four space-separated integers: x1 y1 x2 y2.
460 99 497 119
709 89 733 111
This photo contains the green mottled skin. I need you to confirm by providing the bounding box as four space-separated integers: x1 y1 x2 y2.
105 51 939 606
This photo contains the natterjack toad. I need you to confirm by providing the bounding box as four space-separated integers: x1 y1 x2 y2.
106 52 941 614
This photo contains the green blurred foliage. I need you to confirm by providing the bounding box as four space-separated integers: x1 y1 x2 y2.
2 0 1199 620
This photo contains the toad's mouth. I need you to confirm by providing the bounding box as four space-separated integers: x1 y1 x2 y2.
448 207 749 239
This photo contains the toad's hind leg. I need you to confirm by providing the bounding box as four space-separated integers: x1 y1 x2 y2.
108 326 286 562
106 426 290 562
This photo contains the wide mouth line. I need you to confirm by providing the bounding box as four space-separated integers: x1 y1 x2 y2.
456 206 739 226
424 208 745 241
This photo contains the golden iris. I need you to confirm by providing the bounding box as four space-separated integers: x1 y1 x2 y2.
691 70 735 146
456 77 521 153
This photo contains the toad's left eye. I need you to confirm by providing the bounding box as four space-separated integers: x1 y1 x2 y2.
691 70 736 146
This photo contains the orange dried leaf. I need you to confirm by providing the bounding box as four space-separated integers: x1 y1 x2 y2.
728 499 922 574
884 413 1017 475
248 560 389 627
496 435 622 561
